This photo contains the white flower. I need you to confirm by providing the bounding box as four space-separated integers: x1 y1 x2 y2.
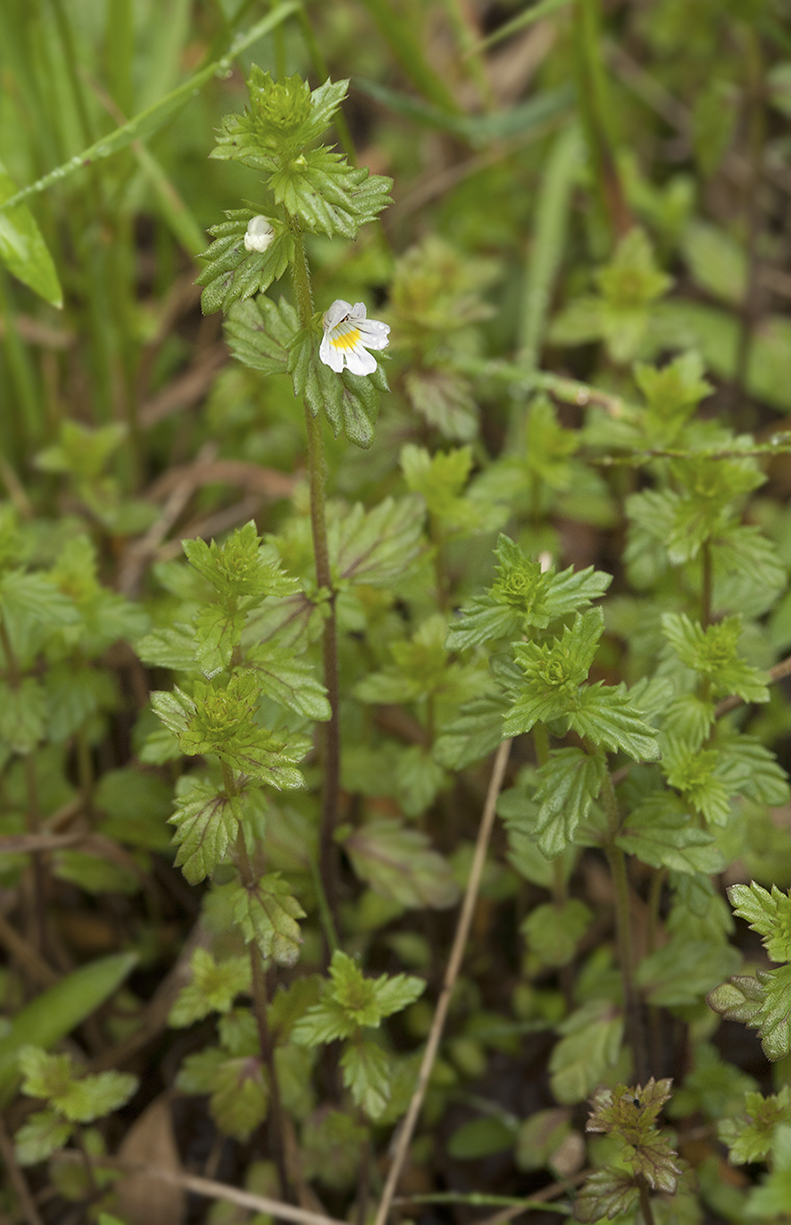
319 299 390 376
244 215 275 254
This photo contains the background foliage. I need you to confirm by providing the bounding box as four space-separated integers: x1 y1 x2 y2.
2 2 791 1224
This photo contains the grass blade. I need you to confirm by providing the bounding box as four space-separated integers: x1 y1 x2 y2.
0 3 301 215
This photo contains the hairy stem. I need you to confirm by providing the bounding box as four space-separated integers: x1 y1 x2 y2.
637 1178 656 1225
250 946 291 1203
600 764 646 1083
290 228 341 937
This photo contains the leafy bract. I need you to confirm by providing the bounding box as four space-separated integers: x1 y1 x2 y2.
151 674 305 789
210 70 391 239
196 210 293 315
224 295 298 375
289 330 388 447
728 882 791 963
224 875 305 967
708 964 791 1061
661 612 769 702
503 609 659 760
719 1087 791 1165
446 534 611 650
292 951 424 1046
169 949 252 1027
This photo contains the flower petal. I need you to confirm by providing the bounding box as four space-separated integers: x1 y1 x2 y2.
345 345 378 376
356 319 390 350
323 299 353 331
320 332 345 372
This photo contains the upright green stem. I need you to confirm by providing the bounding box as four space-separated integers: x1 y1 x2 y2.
600 761 646 1082
290 227 341 936
250 946 291 1203
637 1178 656 1225
225 757 292 1201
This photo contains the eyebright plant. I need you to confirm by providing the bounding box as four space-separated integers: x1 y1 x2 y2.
4 8 791 1223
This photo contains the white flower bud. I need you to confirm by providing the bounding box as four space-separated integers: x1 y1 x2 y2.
243 215 275 254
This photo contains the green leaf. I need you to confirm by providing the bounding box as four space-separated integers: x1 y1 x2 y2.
743 1124 791 1215
728 882 791 963
404 369 478 441
504 608 605 735
634 349 713 430
224 295 298 375
169 776 240 885
573 1169 639 1222
354 77 572 146
0 569 79 631
18 1047 73 1101
708 965 791 1061
332 496 425 588
293 951 424 1046
152 674 305 789
401 444 486 534
225 874 305 967
333 951 425 1025
0 161 62 306
433 693 507 770
662 739 732 825
184 523 297 604
661 612 770 702
54 1071 138 1123
169 948 252 1027
290 332 387 448
570 684 661 760
211 70 346 171
617 792 724 875
682 220 746 307
210 1056 269 1141
549 1001 624 1105
267 977 323 1044
18 1045 138 1123
515 1107 572 1172
344 819 460 909
636 938 741 1008
719 1087 791 1165
45 666 115 745
196 210 293 315
522 899 592 966
246 644 331 721
0 678 46 754
272 146 392 239
530 748 606 858
450 529 607 650
716 735 790 806
14 1110 72 1165
301 1109 368 1189
340 1038 391 1119
0 953 137 1105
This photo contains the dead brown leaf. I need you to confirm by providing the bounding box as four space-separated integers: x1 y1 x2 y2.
117 1096 186 1225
